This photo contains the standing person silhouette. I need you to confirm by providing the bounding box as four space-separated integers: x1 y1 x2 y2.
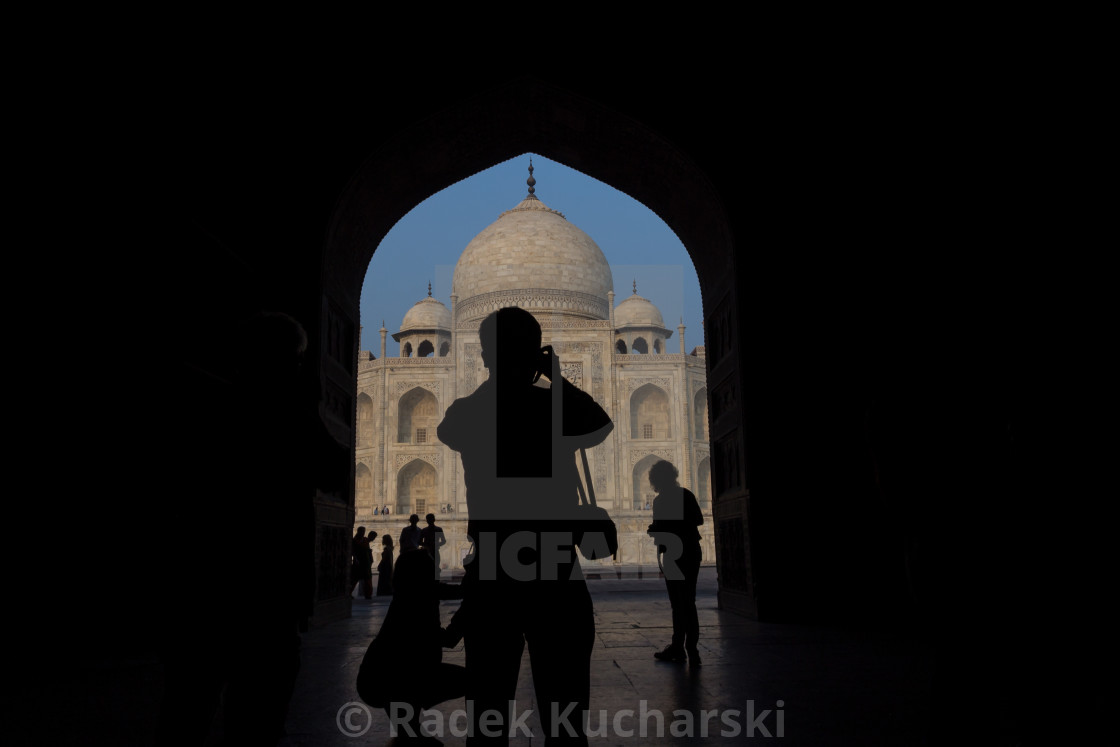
420 512 447 577
350 526 375 599
646 460 704 665
376 535 395 596
438 307 613 745
399 513 422 553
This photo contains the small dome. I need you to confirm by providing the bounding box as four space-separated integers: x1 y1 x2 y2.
400 296 451 332
615 292 665 328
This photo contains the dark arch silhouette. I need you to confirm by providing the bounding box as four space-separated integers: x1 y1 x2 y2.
324 78 739 612
417 339 435 357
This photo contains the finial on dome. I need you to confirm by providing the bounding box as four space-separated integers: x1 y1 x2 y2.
526 157 537 197
428 281 432 297
633 279 638 295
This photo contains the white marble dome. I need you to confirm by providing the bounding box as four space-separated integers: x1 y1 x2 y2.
614 291 665 328
452 190 613 322
400 296 451 332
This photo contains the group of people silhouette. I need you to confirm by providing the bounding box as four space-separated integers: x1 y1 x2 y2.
354 307 704 744
353 514 448 600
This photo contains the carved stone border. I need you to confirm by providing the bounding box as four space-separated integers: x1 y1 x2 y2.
394 452 442 470
630 448 675 466
456 288 609 322
626 377 673 393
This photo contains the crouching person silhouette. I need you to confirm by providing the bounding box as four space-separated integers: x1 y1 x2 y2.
437 307 613 745
356 548 466 743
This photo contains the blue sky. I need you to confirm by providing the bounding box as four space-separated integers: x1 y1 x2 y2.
359 154 704 356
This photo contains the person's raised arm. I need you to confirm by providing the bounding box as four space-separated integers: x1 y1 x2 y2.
559 377 613 449
436 400 460 451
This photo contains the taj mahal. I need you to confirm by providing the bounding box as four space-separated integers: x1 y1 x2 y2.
354 166 714 570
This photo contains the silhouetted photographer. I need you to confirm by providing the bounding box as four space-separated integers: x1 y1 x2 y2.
437 307 613 745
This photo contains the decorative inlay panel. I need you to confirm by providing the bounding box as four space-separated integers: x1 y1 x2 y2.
560 361 583 390
323 380 352 426
713 432 742 495
630 448 675 466
456 288 609 323
394 452 442 470
395 380 441 398
612 354 688 363
707 298 733 367
361 357 450 369
463 343 481 392
556 341 605 405
325 302 355 374
710 376 737 424
626 377 673 393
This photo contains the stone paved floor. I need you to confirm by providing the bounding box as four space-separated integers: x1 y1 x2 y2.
280 567 934 746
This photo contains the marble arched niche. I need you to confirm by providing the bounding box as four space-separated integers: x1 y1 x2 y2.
398 387 439 444
630 383 670 440
355 462 373 508
694 387 709 440
632 453 665 510
397 458 437 516
357 393 374 448
697 457 711 511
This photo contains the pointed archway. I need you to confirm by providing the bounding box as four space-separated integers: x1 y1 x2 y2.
321 78 751 616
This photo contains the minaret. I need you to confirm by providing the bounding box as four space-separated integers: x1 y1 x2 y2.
379 320 387 359
450 291 458 396
678 317 686 355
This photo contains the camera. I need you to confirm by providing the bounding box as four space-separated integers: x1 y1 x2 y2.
533 345 556 384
